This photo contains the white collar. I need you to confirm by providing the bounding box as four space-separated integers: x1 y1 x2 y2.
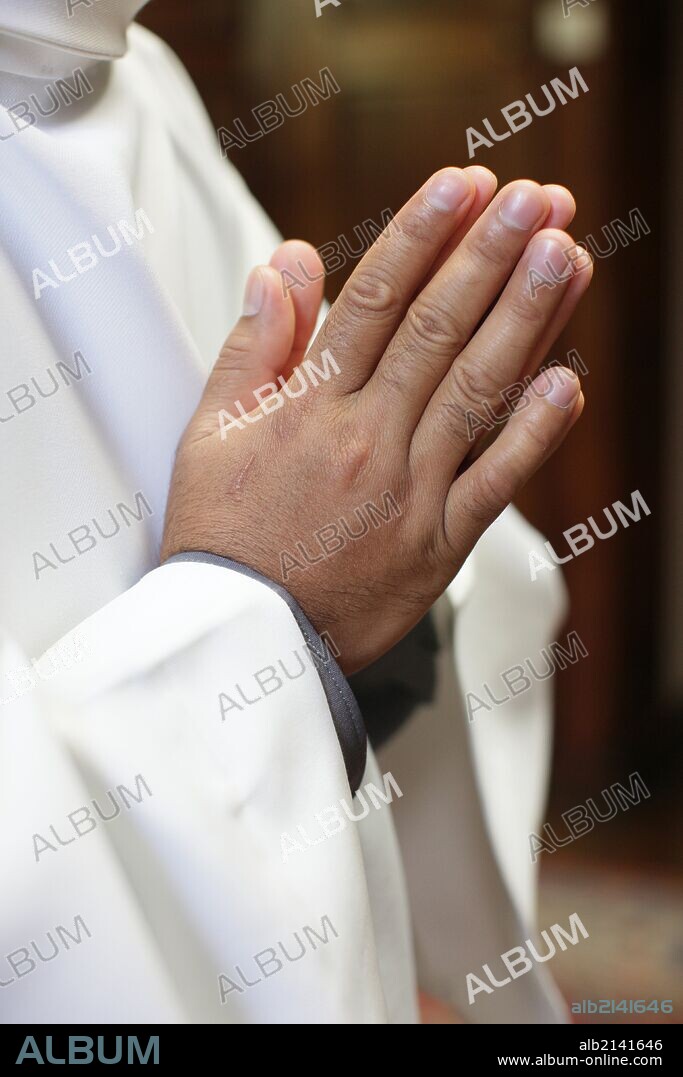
0 0 150 78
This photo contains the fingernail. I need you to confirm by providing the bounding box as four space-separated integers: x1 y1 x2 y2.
569 244 593 274
527 237 573 284
533 368 580 409
243 268 265 316
498 184 547 231
425 168 472 212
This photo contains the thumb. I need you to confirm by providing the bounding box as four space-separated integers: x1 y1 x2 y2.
269 240 325 376
197 264 296 426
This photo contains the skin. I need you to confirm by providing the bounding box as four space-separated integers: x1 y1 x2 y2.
161 166 592 675
419 990 463 1024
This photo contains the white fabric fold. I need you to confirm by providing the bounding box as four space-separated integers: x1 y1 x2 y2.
1 561 414 1022
0 0 149 76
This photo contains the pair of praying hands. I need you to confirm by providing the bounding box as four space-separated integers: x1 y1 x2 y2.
162 167 592 674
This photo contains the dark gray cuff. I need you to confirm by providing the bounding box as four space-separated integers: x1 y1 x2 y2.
166 552 367 795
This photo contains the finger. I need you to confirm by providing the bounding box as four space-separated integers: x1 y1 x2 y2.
444 367 584 556
313 167 477 392
410 230 588 478
459 244 593 468
517 244 592 380
542 184 576 230
423 166 499 283
269 240 325 375
364 180 552 422
423 178 573 288
196 265 296 433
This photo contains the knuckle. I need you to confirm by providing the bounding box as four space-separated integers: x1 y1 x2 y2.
449 358 500 413
325 411 378 490
406 298 455 352
334 438 375 488
467 462 513 521
342 265 398 321
433 398 469 444
219 331 253 368
519 408 552 456
467 225 510 273
505 287 547 329
375 361 411 399
397 205 437 247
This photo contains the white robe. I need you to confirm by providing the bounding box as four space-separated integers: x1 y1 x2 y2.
0 0 568 1023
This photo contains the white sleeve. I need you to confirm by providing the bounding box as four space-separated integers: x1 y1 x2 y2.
376 505 570 1022
0 558 391 1024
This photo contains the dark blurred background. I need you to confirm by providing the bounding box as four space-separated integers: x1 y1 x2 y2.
139 0 682 1022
